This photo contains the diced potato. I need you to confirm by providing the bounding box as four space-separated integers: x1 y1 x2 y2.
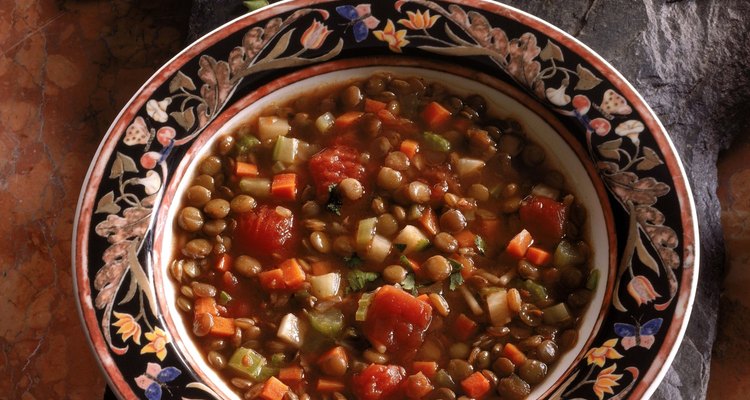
258 116 291 141
309 273 341 299
393 225 430 254
486 289 511 326
277 313 304 348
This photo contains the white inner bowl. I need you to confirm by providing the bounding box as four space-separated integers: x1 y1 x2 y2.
156 65 611 400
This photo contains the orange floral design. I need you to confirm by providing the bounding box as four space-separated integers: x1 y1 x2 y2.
300 19 332 50
398 10 440 30
373 20 409 53
593 364 623 400
140 327 169 361
627 275 660 306
112 312 141 345
585 338 623 367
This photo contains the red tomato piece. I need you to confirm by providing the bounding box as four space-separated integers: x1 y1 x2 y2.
363 285 433 353
519 196 568 245
235 205 297 261
421 164 460 201
309 146 366 200
351 364 406 400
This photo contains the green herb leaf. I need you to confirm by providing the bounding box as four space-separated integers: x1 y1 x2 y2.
325 184 343 216
449 271 464 290
447 258 464 290
394 243 407 253
474 235 486 256
401 273 417 295
236 135 260 155
219 290 232 305
347 269 378 292
344 253 364 268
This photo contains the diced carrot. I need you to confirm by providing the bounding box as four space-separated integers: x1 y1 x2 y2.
258 268 286 291
271 173 297 201
418 207 439 237
316 378 346 392
194 297 219 316
526 246 552 266
259 376 289 400
421 101 452 129
454 313 478 341
311 260 334 275
278 366 304 383
412 361 438 379
506 229 534 259
364 98 387 113
318 346 348 369
334 111 364 129
416 294 430 304
209 316 236 337
215 254 232 273
461 371 491 399
235 161 259 177
400 140 419 160
405 372 434 399
279 258 306 290
475 217 501 242
503 343 528 366
454 230 476 248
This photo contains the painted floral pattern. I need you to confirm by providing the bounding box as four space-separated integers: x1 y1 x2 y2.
78 1 693 398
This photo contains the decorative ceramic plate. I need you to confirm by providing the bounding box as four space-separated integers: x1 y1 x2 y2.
73 1 698 399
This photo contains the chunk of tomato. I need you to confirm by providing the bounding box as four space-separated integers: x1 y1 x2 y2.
519 196 568 245
363 285 432 353
309 146 365 200
235 205 297 261
351 364 406 400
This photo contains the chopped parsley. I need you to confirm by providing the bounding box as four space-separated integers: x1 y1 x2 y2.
344 253 364 268
448 258 464 290
475 235 487 256
347 269 378 292
325 184 343 216
401 273 417 295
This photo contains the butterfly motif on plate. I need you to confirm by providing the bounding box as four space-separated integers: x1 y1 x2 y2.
134 362 182 400
335 4 380 42
614 317 663 350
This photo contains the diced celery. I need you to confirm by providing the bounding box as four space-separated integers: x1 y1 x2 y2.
522 279 549 303
393 225 430 254
542 303 572 324
531 183 561 200
238 177 271 197
244 0 269 12
315 112 335 134
228 347 267 381
277 313 304 348
356 217 378 252
423 131 451 152
486 288 511 326
219 291 232 305
553 240 586 268
307 308 344 338
586 269 599 291
309 272 341 299
356 292 375 321
258 116 290 141
365 234 392 263
273 136 300 164
456 158 485 178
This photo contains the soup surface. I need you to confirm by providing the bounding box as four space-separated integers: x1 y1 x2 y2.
169 73 596 400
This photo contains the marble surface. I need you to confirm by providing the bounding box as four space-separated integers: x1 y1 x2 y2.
1 1 747 399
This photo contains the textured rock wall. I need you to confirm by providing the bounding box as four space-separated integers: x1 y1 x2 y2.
188 1 750 398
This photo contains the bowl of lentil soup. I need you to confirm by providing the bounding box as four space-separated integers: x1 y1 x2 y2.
73 1 698 400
